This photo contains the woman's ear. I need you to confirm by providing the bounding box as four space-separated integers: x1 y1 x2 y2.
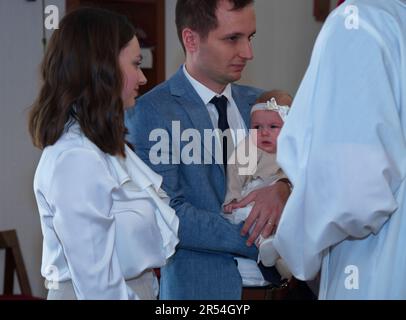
182 28 199 53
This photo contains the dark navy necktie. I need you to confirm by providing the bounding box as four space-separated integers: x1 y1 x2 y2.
210 95 230 170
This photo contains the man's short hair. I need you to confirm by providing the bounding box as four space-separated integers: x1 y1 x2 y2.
176 0 254 52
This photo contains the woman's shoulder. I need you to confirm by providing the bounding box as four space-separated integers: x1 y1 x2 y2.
37 125 111 180
35 130 115 191
44 128 104 161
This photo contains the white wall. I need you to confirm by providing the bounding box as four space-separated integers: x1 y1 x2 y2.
0 0 65 298
0 0 322 299
165 0 323 95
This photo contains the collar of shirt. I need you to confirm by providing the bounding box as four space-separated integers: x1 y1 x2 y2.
183 64 233 104
182 64 247 145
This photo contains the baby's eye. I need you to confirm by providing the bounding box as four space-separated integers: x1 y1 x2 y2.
270 125 281 129
253 125 261 130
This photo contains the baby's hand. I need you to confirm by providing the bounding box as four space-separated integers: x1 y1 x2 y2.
223 200 237 213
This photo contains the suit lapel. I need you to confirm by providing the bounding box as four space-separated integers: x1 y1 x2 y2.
169 68 221 171
231 84 258 128
168 68 259 177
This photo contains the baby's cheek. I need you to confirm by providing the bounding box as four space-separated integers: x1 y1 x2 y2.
250 132 259 146
272 129 282 140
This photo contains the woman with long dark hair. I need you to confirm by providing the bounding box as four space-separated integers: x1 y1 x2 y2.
29 7 179 300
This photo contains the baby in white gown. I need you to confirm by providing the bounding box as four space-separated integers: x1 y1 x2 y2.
223 90 293 285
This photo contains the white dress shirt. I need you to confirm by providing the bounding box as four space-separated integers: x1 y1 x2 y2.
33 122 179 299
183 64 247 147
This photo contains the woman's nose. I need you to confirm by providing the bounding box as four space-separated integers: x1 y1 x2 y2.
138 69 147 86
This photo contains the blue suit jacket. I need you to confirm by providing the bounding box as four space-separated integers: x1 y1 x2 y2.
125 67 263 299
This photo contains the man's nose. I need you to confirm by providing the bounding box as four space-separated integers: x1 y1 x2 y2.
239 39 253 60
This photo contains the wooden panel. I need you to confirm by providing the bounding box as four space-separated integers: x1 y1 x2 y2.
66 0 165 95
0 230 32 296
313 0 331 22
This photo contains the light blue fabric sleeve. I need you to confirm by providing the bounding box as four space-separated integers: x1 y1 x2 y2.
274 2 406 281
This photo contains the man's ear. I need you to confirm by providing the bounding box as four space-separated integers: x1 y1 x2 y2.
182 28 199 53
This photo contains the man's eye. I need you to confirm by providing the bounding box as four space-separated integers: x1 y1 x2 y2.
227 36 238 42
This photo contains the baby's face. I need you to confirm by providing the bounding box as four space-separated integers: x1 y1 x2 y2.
251 110 284 154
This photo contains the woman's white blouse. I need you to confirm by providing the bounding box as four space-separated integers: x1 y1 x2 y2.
33 123 179 299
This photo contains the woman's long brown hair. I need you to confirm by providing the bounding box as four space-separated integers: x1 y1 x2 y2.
29 7 136 157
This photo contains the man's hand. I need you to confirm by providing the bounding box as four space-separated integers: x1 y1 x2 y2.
231 181 291 246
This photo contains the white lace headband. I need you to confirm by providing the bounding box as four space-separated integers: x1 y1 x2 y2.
250 97 290 122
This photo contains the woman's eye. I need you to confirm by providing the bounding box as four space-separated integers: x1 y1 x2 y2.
133 61 142 68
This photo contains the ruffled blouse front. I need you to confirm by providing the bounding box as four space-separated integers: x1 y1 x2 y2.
34 124 179 299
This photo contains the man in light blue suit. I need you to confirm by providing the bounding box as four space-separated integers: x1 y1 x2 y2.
126 0 291 299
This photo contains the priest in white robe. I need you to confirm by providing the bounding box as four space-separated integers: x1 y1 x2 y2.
273 0 406 299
